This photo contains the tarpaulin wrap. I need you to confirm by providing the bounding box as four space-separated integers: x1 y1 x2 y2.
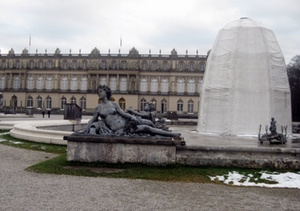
197 18 292 136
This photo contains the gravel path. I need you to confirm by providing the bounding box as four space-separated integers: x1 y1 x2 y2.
0 145 299 211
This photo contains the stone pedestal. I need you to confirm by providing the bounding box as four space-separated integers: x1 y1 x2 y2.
65 135 185 165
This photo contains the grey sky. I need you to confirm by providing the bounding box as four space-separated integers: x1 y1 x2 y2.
0 0 299 63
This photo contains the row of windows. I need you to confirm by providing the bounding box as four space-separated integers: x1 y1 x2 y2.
8 95 197 114
0 75 203 94
1 59 205 71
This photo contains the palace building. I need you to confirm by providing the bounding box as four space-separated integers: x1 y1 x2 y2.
0 47 207 116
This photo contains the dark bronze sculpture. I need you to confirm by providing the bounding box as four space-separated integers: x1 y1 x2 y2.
77 85 181 138
258 117 288 144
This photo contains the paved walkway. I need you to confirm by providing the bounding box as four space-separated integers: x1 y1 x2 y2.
0 144 300 211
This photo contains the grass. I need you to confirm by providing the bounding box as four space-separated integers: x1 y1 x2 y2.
0 130 296 185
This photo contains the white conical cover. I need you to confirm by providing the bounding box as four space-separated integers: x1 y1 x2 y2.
197 18 292 136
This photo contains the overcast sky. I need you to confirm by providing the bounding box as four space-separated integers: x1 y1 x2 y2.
0 0 299 64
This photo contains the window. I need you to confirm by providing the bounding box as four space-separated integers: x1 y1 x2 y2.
100 76 107 86
61 97 67 109
48 60 53 69
179 62 184 70
46 76 53 91
13 76 20 90
177 78 184 93
200 63 205 71
150 77 158 93
46 96 52 109
140 98 147 111
140 78 147 93
70 96 76 104
27 76 34 90
189 62 194 71
16 60 20 69
80 97 86 111
36 96 42 109
63 60 68 69
109 77 117 91
1 60 6 68
82 60 87 69
111 61 116 69
119 98 126 110
37 76 43 90
70 77 78 91
161 78 169 93
187 79 195 94
142 61 147 70
0 76 6 90
72 60 77 69
61 76 68 91
27 96 33 108
152 61 158 70
177 99 183 114
161 99 167 113
38 60 43 69
120 77 127 92
29 60 34 69
80 77 87 91
162 62 168 70
101 61 107 69
121 61 126 70
188 99 194 114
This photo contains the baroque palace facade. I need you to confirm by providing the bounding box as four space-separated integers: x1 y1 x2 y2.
0 47 207 116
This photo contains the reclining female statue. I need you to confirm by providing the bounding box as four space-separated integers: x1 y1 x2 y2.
79 85 180 138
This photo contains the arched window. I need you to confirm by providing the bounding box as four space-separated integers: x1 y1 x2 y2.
70 96 76 104
46 96 52 109
80 77 87 91
60 76 68 91
111 60 117 69
70 76 78 91
27 76 34 90
36 96 42 109
140 98 147 111
63 60 68 69
162 62 168 70
29 60 34 69
141 61 147 70
72 60 77 69
187 79 195 94
150 77 158 93
38 60 43 69
46 76 53 91
82 60 87 69
80 97 86 111
120 77 127 92
188 99 194 114
177 99 183 114
161 99 167 113
200 62 205 71
61 97 67 109
27 96 33 108
121 61 126 70
161 78 169 94
140 78 147 92
100 76 107 86
13 76 20 90
109 77 117 91
152 61 158 70
37 76 44 90
47 60 53 69
15 60 20 69
0 75 6 90
101 60 107 69
177 78 184 93
179 62 184 70
189 62 195 71
1 60 6 68
119 98 126 110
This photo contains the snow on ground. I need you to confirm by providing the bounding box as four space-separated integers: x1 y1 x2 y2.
210 171 300 189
